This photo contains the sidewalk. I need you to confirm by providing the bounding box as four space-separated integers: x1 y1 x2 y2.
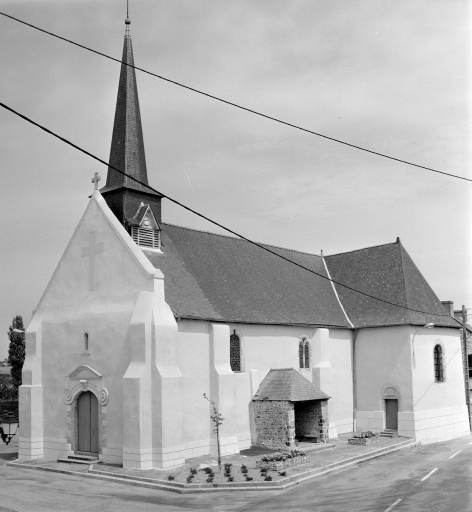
7 433 420 493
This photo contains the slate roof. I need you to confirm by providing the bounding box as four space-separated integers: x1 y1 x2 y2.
101 30 150 194
324 240 459 328
143 226 459 329
100 20 458 333
127 203 160 227
144 224 351 327
253 368 330 401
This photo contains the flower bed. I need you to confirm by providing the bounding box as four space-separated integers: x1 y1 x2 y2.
256 449 310 471
167 462 290 485
348 431 380 446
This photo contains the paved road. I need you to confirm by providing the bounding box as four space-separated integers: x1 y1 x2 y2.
1 436 471 511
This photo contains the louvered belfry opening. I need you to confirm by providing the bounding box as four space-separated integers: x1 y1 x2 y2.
131 225 160 249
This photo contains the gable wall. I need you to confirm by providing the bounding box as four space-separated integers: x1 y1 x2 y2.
21 197 155 461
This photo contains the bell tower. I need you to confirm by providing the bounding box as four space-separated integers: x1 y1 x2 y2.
100 15 162 249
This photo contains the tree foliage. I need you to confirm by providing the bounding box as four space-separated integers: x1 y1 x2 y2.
7 315 25 388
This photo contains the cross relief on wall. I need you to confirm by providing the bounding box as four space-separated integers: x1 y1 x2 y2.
81 231 104 291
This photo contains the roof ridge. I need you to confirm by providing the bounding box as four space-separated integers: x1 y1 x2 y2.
162 222 323 259
325 240 398 258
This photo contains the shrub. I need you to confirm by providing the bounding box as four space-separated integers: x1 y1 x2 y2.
206 476 214 483
190 468 197 475
186 476 193 483
241 465 248 474
167 475 175 481
290 449 306 458
245 476 253 481
264 475 273 481
227 476 234 482
352 431 379 439
278 471 286 477
261 453 287 463
224 463 233 471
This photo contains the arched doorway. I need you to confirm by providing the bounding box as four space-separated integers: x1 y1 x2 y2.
382 385 400 432
77 391 99 453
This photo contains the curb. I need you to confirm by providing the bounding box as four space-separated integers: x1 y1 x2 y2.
7 438 420 494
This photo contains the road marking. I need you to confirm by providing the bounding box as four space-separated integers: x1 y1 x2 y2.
449 450 461 459
384 498 402 511
421 468 438 481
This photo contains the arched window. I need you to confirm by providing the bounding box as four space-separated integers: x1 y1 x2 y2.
304 341 310 368
299 337 310 369
230 331 241 372
434 344 444 382
299 341 305 368
84 333 89 352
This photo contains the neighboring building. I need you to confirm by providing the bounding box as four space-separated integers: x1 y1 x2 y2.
451 305 472 423
18 18 469 469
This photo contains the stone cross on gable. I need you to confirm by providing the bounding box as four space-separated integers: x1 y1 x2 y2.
81 232 104 291
92 172 101 190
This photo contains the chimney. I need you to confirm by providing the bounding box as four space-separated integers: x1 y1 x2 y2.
441 301 454 316
453 307 468 324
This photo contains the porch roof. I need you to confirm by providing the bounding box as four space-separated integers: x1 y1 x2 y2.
253 368 330 402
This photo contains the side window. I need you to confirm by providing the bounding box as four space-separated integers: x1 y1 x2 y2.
468 354 472 379
434 344 444 382
304 340 310 368
230 331 241 372
299 336 311 369
299 341 305 368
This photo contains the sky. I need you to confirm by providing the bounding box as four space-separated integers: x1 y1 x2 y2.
0 0 471 359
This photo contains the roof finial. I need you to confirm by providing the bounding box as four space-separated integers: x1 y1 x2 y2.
125 0 131 36
92 172 101 191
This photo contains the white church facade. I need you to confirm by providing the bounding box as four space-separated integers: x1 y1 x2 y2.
18 19 469 469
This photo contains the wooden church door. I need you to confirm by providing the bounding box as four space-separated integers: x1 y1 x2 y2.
385 399 398 430
77 391 99 453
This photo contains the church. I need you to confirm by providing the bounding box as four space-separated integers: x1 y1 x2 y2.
18 18 469 469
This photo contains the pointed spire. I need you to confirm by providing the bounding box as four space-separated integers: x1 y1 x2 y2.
101 15 162 227
102 15 150 193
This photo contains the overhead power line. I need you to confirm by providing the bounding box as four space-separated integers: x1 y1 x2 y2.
1 11 471 184
0 101 455 321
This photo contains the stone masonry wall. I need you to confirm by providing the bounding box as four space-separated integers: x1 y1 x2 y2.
294 400 329 442
253 400 295 451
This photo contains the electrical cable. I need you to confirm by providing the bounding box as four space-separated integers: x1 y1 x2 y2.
0 101 456 320
1 11 471 184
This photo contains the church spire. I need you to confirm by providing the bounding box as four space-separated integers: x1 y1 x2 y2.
102 15 149 192
101 14 162 227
